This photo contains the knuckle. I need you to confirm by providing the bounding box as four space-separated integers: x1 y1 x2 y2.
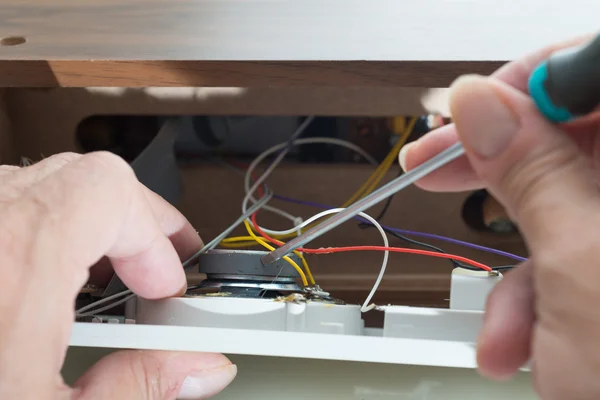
80 151 133 176
42 152 82 169
498 143 583 218
78 151 137 189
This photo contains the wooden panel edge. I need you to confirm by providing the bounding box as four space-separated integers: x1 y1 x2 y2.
0 60 502 88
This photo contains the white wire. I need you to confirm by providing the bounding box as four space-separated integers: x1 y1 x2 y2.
242 117 315 231
213 157 301 223
299 208 388 312
243 137 377 235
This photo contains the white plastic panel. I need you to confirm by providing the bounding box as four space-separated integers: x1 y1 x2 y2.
70 322 483 369
63 348 537 400
382 306 483 342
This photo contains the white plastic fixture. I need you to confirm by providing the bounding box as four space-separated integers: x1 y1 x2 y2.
450 268 503 311
70 269 509 370
136 296 364 335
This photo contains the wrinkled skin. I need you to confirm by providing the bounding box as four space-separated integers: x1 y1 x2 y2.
400 34 600 399
0 152 236 399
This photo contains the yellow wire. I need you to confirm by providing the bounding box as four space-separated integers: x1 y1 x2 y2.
219 241 262 248
267 116 418 240
219 117 418 265
341 156 390 207
220 235 315 284
358 116 417 199
341 117 416 207
221 236 256 243
220 236 262 247
243 220 309 286
296 251 315 285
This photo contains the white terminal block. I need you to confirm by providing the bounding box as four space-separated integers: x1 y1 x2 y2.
450 268 503 311
136 296 364 336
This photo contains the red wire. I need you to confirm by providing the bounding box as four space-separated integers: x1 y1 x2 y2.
304 246 491 272
238 159 491 273
250 212 491 272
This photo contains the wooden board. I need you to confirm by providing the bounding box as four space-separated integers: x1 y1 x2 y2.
0 0 596 87
6 86 442 157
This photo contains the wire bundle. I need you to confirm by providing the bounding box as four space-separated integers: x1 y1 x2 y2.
77 116 524 317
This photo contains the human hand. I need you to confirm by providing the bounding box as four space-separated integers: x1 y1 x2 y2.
0 152 236 399
400 35 600 399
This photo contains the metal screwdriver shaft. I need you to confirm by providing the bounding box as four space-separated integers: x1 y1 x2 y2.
261 142 466 265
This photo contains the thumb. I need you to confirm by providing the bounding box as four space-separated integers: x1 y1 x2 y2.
450 75 599 252
477 262 534 380
72 350 236 399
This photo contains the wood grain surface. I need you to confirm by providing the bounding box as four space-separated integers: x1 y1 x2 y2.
0 0 596 87
6 86 444 152
0 60 500 87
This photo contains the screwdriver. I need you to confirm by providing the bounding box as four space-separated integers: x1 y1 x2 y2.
528 34 600 123
262 34 600 266
261 142 466 265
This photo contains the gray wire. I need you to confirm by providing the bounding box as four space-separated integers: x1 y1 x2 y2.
75 288 133 315
76 294 137 317
76 189 274 318
241 116 314 218
75 119 311 318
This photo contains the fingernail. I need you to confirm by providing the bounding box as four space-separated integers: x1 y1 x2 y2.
450 75 520 158
399 142 415 171
178 364 237 399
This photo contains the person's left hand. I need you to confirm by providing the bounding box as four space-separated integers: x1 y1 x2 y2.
0 152 237 399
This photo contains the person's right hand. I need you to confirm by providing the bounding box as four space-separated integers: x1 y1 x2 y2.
399 35 600 400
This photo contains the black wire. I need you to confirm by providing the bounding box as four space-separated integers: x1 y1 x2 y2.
359 223 514 272
370 169 403 221
355 127 514 272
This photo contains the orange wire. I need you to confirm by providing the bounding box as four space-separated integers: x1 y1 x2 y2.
250 213 491 272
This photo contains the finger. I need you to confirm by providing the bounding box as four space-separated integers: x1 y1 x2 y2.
477 262 534 380
401 34 594 191
0 153 82 199
450 75 600 250
90 188 202 287
72 351 236 400
0 165 20 175
401 115 600 191
22 151 187 299
142 187 202 261
3 152 201 291
399 125 481 192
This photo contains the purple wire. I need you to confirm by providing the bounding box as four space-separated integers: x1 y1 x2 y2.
272 193 527 262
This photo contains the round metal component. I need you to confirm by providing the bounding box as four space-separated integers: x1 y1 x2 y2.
196 279 301 292
198 249 301 278
194 250 304 298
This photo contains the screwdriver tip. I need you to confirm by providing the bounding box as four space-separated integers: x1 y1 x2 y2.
261 251 278 265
